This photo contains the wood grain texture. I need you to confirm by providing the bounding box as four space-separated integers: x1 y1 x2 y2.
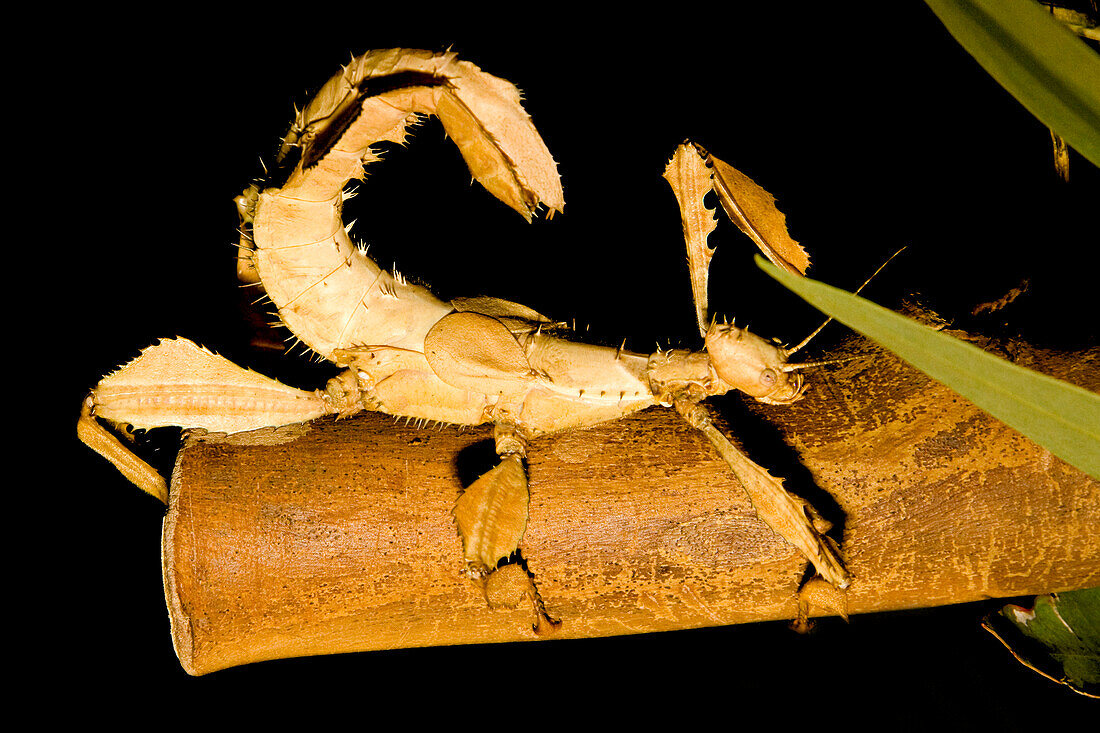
163 337 1099 675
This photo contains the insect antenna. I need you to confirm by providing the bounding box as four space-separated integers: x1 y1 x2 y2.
779 357 854 372
786 246 906 357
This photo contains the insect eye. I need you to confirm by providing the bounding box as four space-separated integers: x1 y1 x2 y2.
760 368 778 386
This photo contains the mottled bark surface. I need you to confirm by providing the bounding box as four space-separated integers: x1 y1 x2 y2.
164 336 1099 675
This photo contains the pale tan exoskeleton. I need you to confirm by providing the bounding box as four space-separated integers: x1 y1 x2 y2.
78 48 852 632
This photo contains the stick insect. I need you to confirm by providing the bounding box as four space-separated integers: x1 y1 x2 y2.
78 48 853 631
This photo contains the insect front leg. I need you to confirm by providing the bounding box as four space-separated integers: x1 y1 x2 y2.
674 399 851 591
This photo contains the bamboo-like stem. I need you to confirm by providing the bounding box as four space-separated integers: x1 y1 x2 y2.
163 337 1099 675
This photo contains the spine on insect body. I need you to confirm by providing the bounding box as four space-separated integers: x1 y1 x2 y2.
245 48 564 362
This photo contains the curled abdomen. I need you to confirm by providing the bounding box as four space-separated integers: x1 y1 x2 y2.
246 48 563 363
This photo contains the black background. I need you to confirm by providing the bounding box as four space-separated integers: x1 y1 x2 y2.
48 3 1097 724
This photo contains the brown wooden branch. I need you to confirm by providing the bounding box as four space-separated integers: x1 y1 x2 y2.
163 335 1099 675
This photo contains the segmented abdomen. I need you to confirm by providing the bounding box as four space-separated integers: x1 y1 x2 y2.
253 190 451 356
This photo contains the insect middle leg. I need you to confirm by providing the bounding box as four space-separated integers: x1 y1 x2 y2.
453 423 560 633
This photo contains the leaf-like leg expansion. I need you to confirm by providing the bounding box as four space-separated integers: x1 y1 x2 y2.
453 424 560 633
663 143 719 338
92 338 333 432
454 452 529 572
675 400 851 590
78 395 168 503
663 142 811 337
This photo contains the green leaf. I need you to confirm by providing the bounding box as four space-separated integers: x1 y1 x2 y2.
756 256 1100 480
983 588 1100 697
923 0 1100 168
